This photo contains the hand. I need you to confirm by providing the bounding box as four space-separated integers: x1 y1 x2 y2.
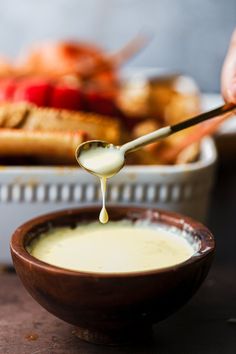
221 29 236 104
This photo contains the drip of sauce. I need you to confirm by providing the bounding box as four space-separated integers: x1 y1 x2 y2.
99 177 108 224
28 221 195 273
78 146 124 224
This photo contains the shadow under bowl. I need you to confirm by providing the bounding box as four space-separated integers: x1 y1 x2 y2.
10 206 215 345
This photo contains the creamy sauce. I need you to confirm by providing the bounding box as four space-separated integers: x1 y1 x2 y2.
79 146 124 178
78 146 124 223
99 177 108 224
28 221 195 273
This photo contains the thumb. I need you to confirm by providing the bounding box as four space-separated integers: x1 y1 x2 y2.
221 29 236 103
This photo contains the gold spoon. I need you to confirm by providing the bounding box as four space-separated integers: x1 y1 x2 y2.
76 102 236 175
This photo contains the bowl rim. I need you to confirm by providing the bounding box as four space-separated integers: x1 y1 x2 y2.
10 205 215 278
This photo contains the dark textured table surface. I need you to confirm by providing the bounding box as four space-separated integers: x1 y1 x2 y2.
1 159 236 354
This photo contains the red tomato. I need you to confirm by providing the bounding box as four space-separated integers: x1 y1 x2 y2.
50 84 83 111
84 90 116 116
13 78 52 107
0 78 17 101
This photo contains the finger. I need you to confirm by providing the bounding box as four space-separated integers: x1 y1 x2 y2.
221 29 236 103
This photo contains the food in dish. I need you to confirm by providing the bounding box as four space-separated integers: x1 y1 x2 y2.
0 40 228 165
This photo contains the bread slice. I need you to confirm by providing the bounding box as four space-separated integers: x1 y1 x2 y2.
0 128 87 164
0 102 122 144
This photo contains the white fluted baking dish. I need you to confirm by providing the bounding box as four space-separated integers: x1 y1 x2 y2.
0 137 216 264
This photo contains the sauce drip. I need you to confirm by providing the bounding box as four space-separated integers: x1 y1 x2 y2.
99 177 108 224
78 145 124 223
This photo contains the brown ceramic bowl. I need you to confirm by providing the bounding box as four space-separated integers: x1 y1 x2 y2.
10 206 215 345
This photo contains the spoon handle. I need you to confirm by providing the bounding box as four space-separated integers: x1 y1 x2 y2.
171 102 236 133
121 103 236 154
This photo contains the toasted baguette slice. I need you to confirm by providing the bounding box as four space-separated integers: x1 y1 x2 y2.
0 128 87 164
0 102 122 144
0 102 29 128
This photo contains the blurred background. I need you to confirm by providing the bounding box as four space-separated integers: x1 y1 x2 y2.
0 4 236 351
0 0 235 93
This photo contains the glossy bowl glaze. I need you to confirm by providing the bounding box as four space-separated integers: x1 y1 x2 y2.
10 206 215 345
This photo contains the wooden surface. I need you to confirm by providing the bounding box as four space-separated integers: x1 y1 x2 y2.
1 159 236 354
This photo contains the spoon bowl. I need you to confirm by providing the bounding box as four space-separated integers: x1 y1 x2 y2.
75 140 108 170
75 140 125 178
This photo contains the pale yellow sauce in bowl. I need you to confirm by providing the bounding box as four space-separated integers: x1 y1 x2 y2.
27 220 195 273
